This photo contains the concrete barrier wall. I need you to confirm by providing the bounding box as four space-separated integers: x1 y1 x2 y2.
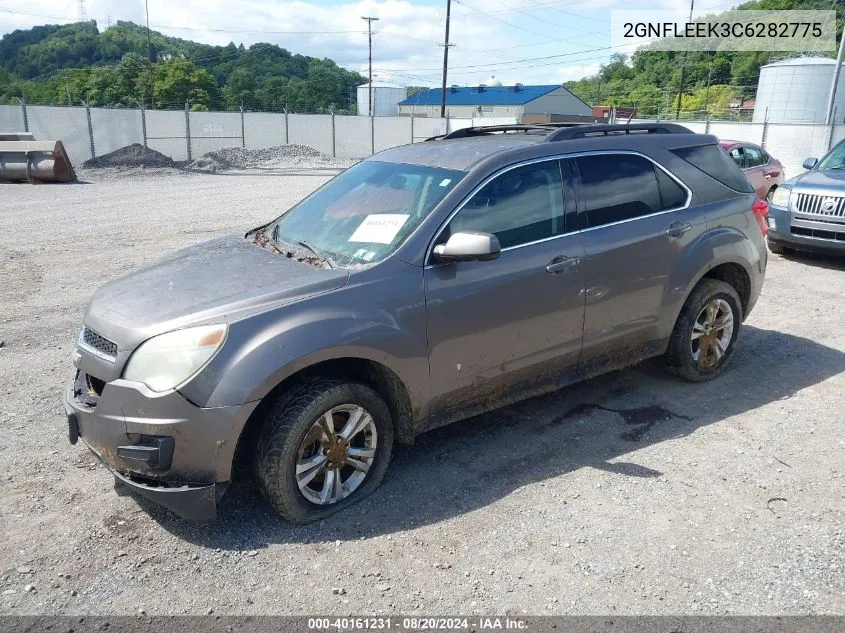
2 104 842 177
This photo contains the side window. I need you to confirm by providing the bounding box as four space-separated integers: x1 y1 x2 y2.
654 167 688 209
745 146 765 167
575 154 662 228
729 147 746 168
448 161 565 249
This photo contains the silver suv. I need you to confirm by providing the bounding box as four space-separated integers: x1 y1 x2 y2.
64 123 768 523
766 140 845 256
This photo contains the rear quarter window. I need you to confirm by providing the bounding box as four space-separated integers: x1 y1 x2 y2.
671 144 754 193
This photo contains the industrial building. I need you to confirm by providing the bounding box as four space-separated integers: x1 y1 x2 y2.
356 82 407 116
397 83 592 120
753 57 845 124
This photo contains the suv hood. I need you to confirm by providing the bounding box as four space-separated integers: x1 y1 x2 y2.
789 169 845 192
83 235 349 354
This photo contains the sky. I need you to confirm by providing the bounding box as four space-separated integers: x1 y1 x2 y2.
0 0 743 87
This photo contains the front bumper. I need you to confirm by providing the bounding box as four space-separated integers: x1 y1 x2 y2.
767 205 845 255
63 371 259 521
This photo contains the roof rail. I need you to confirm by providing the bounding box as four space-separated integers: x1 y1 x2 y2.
543 123 694 143
425 124 555 142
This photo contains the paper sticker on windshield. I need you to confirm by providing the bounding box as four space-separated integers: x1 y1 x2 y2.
348 214 409 244
439 178 451 187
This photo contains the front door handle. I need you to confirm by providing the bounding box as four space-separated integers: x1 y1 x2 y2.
546 256 580 273
666 221 692 238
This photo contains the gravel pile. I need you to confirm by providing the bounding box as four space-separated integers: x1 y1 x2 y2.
82 144 177 169
186 144 350 172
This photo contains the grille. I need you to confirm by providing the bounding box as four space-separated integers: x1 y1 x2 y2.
794 193 845 219
80 327 118 360
791 226 845 242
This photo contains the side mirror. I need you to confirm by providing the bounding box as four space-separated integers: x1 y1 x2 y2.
803 157 818 170
432 231 501 263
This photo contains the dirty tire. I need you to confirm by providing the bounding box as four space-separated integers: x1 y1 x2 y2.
255 378 393 524
664 279 743 382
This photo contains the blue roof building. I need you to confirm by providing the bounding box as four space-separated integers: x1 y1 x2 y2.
397 83 592 120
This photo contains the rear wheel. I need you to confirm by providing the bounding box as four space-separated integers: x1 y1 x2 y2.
664 279 742 382
255 378 393 523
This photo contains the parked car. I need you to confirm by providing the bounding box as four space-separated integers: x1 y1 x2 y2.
720 140 784 200
766 139 845 256
64 123 768 523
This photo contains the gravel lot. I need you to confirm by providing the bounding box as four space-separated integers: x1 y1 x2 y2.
1 171 844 616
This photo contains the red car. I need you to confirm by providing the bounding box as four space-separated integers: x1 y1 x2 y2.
719 140 784 200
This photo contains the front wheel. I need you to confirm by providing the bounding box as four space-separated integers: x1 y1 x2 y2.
255 378 393 523
664 279 743 382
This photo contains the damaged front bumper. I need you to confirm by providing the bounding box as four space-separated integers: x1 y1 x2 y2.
63 370 258 522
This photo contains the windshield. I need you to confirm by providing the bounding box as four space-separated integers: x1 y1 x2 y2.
265 161 465 266
816 141 845 170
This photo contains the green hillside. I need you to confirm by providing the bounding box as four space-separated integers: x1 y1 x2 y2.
0 20 366 112
564 0 841 119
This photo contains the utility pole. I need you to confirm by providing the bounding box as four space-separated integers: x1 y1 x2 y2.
440 0 453 118
675 0 694 120
703 67 713 117
825 10 845 125
361 16 379 116
145 0 154 109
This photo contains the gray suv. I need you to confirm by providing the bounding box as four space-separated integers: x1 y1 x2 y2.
766 140 845 256
64 123 768 523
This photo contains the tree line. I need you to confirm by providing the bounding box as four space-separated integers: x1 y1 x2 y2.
0 20 366 112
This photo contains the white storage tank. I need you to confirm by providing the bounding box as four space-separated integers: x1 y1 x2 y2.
753 57 845 124
356 82 407 116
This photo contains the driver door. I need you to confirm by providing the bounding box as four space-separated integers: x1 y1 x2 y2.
423 159 586 428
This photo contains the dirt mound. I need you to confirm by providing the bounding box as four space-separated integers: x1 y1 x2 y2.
186 144 339 172
83 143 176 169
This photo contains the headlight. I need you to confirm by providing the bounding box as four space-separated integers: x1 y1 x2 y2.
123 324 227 392
770 187 791 208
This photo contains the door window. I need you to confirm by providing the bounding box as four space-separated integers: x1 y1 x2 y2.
729 147 746 168
575 154 673 229
447 161 565 249
744 146 766 167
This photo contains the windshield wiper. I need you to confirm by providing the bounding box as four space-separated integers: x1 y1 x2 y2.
297 240 335 269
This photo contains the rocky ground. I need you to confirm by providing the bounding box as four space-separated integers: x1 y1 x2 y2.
0 172 843 616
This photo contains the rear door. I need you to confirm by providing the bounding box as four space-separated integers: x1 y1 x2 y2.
570 151 707 372
424 159 586 425
743 145 777 198
742 145 769 198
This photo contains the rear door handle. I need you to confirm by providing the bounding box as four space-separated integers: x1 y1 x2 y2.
666 221 692 238
546 256 580 273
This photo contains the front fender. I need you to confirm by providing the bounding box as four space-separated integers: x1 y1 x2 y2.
179 263 430 419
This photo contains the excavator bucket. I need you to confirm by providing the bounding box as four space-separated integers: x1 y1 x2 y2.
0 133 77 183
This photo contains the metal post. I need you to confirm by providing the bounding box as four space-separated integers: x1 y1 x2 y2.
240 101 246 148
370 114 375 156
19 94 29 132
760 108 769 150
331 110 336 158
828 105 838 150
184 99 192 162
139 102 148 148
704 114 711 135
410 114 415 143
284 109 289 144
445 114 450 134
84 98 95 159
825 14 845 126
